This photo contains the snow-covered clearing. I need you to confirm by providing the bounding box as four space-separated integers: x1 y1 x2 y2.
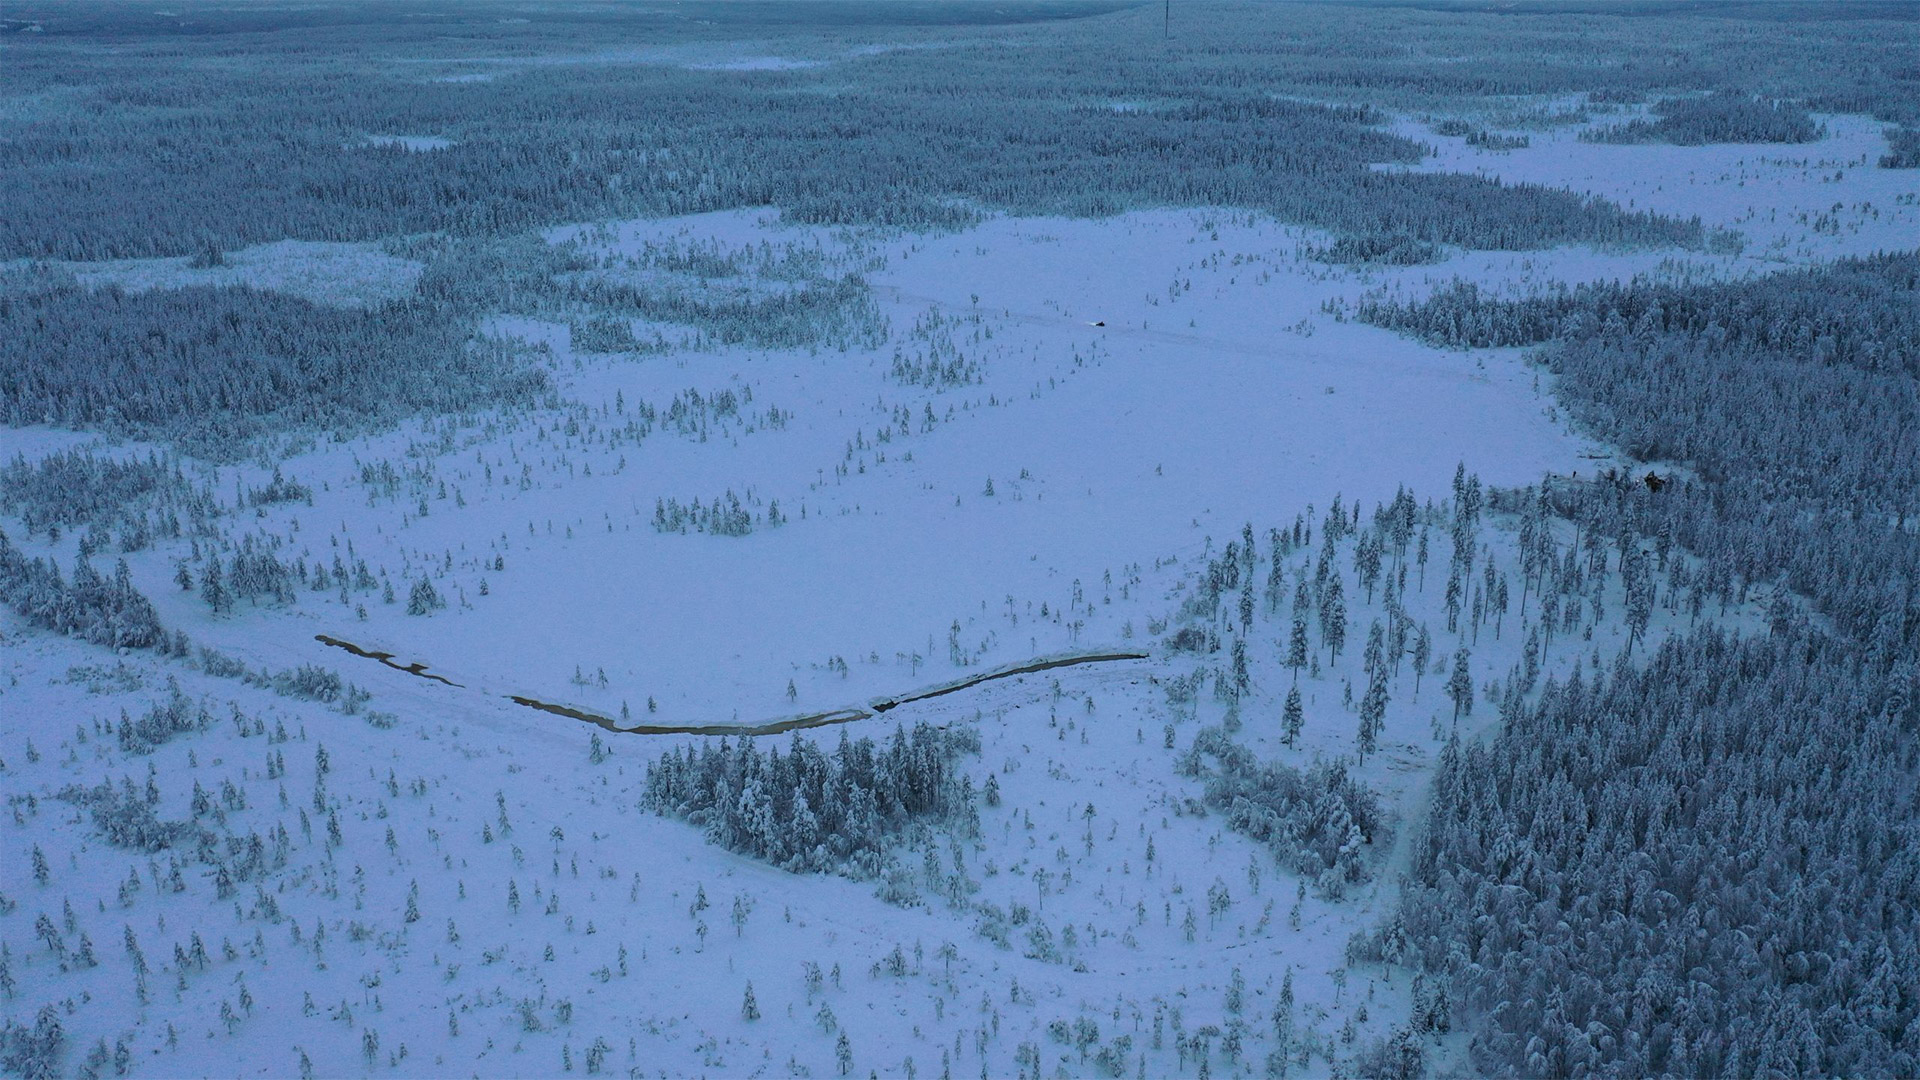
359 135 457 153
115 208 1601 726
6 241 425 311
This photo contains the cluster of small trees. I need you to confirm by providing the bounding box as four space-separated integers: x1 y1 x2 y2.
241 468 312 508
62 773 200 853
1179 483 1462 766
198 535 301 613
568 315 656 355
115 681 209 754
0 450 217 547
1883 125 1920 168
1184 728 1384 892
0 531 165 650
1306 234 1440 267
652 491 779 537
659 386 779 439
565 270 887 353
891 307 986 387
406 578 445 616
643 723 983 876
0 1007 64 1080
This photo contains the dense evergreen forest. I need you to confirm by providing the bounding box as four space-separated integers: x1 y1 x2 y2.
0 282 548 456
22 0 1901 260
1358 253 1920 645
6 0 1915 453
643 723 981 878
1581 90 1823 144
1362 254 1920 1076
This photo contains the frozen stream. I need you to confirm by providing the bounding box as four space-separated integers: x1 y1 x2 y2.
317 631 1147 736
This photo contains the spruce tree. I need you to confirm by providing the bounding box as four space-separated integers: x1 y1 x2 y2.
1286 616 1309 683
1447 649 1473 721
201 558 230 614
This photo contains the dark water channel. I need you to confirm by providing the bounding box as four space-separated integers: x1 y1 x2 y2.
316 633 1146 736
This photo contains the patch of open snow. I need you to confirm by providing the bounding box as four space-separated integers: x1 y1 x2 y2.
684 56 824 72
360 133 456 152
20 239 425 309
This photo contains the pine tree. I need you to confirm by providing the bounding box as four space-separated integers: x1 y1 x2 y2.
1320 575 1347 665
1356 533 1382 603
741 981 760 1021
1286 616 1309 683
1447 648 1473 721
407 577 443 615
1412 624 1432 699
201 558 230 614
1282 686 1304 748
1358 677 1387 760
1363 621 1385 685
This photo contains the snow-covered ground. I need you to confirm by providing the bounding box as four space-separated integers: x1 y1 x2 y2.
2 102 1913 1078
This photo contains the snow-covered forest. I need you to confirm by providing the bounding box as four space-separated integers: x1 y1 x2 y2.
2 1 1917 1077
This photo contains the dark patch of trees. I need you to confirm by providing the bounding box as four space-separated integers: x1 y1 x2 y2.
563 272 886 353
1362 253 1920 644
0 282 548 457
116 680 209 754
1584 91 1822 145
0 530 166 650
0 1006 64 1080
0 449 219 549
653 491 779 536
644 722 982 877
208 534 302 609
243 469 311 508
1182 727 1385 892
1883 125 1920 168
1309 233 1442 267
62 774 199 853
1395 626 1919 1077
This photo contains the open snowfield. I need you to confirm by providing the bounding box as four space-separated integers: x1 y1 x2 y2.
111 206 1602 726
3 3 1918 1077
